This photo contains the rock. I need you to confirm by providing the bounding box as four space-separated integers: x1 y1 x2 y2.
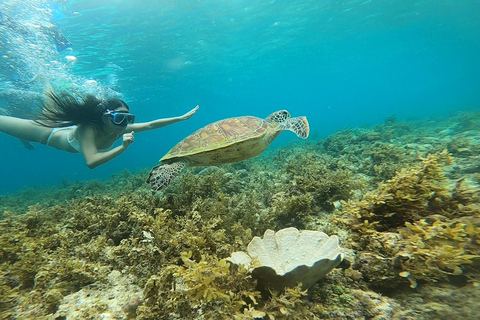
53 270 143 320
228 227 344 290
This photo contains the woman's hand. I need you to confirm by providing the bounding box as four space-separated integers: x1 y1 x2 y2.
122 131 135 148
180 105 199 120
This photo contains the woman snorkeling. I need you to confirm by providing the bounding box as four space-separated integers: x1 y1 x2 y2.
0 91 199 168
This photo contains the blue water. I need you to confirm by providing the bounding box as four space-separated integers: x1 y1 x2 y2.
1 0 479 194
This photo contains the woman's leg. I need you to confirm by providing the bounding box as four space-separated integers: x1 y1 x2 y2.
0 115 52 144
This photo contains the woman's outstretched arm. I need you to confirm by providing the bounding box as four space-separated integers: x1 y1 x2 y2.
126 105 199 133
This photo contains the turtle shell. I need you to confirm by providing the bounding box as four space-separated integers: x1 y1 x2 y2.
160 116 268 163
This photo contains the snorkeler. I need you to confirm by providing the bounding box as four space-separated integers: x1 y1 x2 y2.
0 92 199 168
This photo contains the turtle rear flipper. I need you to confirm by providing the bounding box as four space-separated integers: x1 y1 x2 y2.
146 161 187 191
282 116 310 139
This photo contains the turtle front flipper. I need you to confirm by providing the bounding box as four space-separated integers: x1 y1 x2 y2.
283 116 310 139
266 110 291 123
146 160 188 191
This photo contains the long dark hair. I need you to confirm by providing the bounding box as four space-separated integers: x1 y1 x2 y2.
35 91 129 128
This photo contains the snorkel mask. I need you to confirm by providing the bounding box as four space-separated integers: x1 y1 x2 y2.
104 110 135 126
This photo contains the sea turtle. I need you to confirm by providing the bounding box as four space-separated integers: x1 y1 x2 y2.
146 110 309 191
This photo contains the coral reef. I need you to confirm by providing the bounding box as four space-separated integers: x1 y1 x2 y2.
1 111 480 319
338 147 480 290
344 150 455 232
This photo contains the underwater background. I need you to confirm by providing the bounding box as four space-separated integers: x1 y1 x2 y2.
0 0 479 193
1 1 480 319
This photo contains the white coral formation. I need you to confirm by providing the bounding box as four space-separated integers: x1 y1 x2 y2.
228 227 344 290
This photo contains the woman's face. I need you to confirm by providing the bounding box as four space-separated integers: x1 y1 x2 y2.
102 106 131 133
